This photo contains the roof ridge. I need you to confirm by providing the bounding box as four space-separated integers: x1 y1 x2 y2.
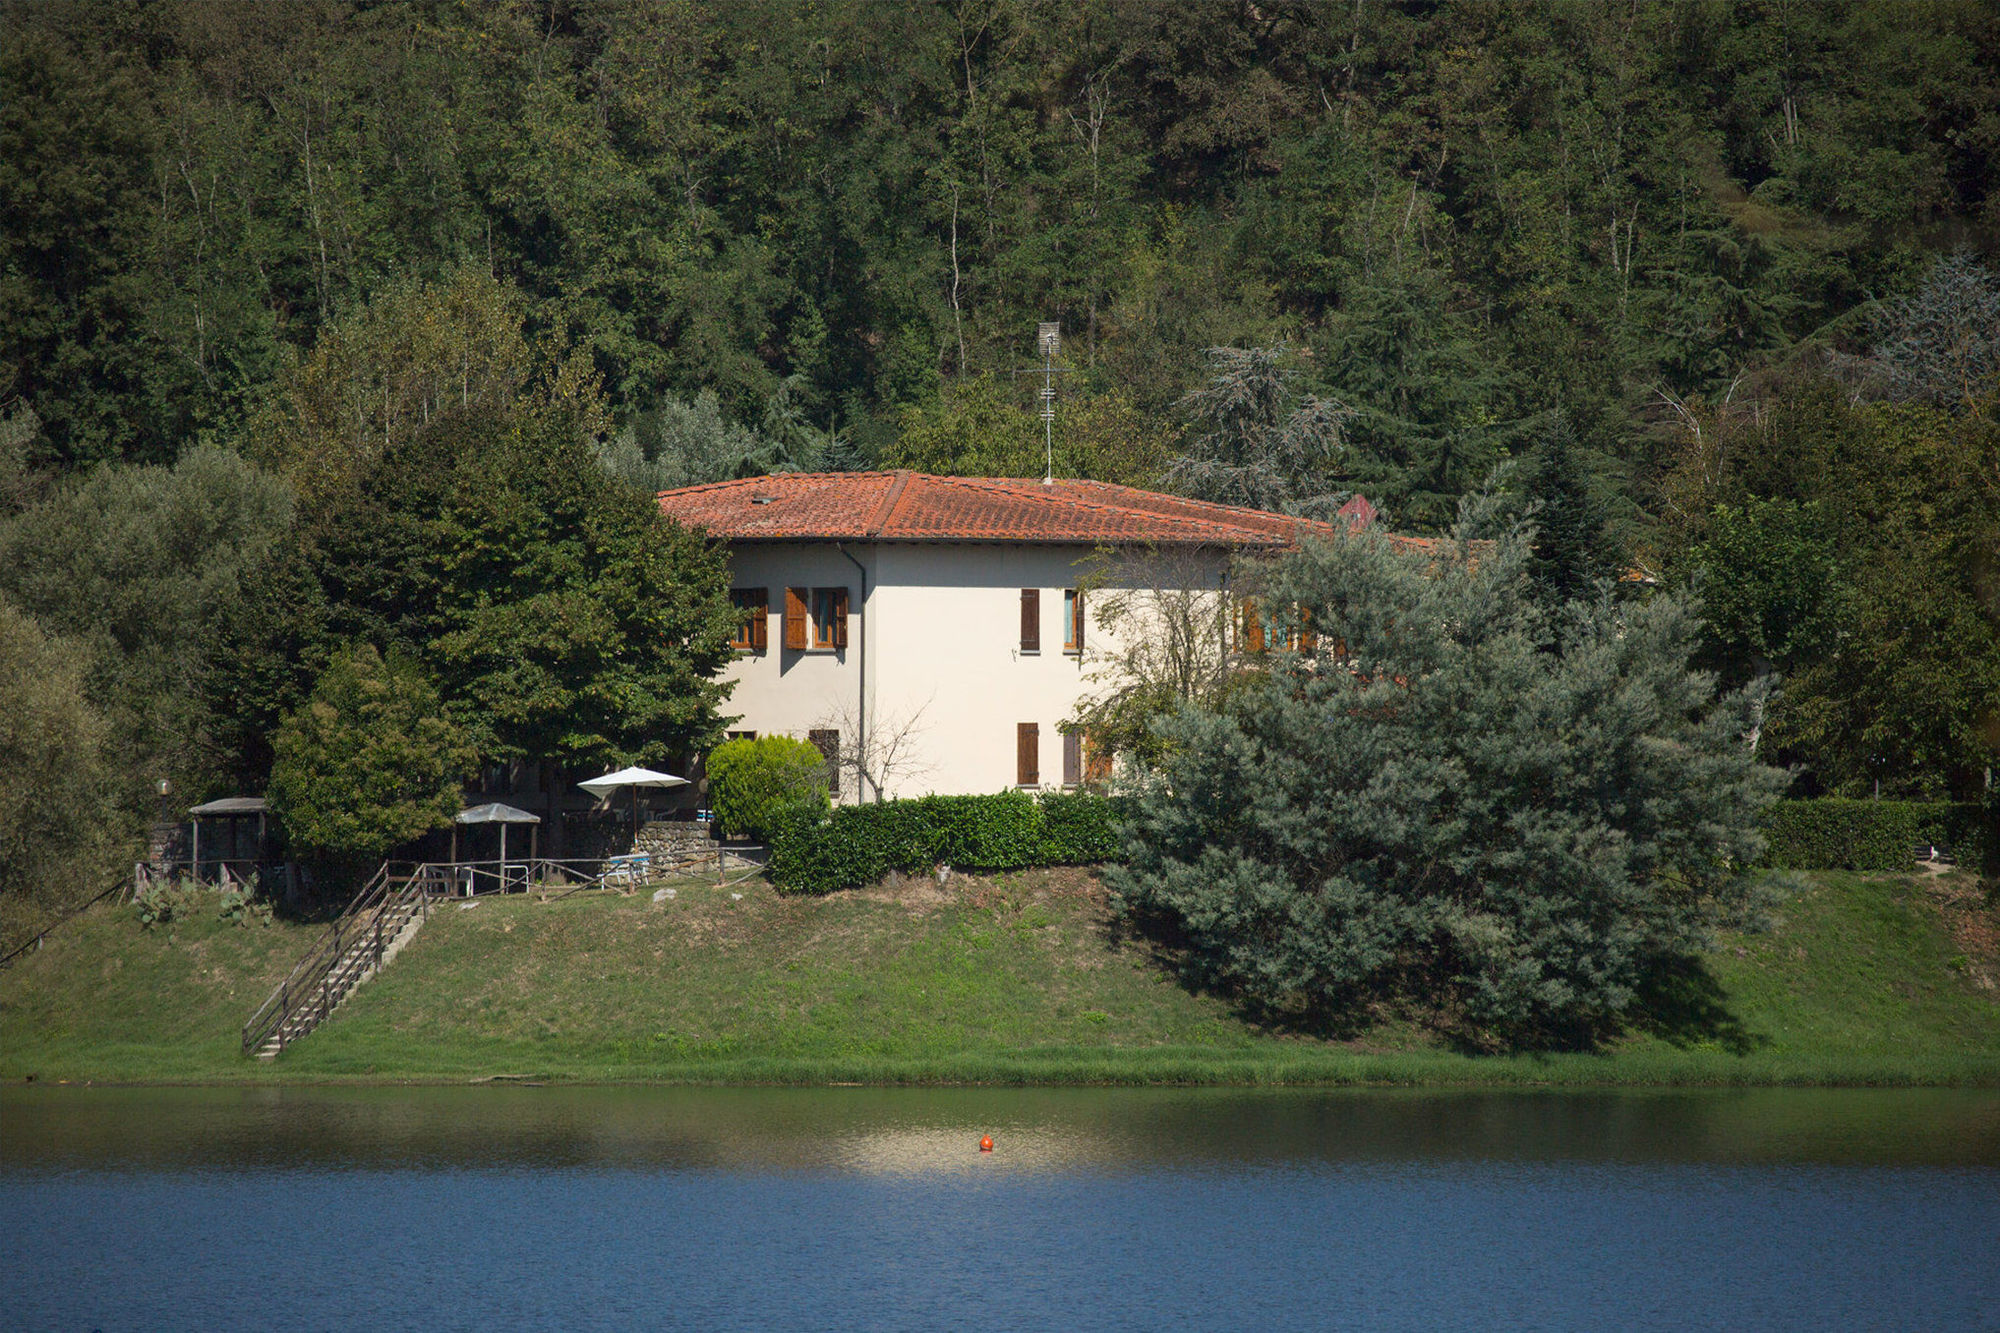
935 474 1295 542
867 469 916 537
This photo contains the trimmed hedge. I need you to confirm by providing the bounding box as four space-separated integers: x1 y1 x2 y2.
1761 799 1994 872
768 790 1123 894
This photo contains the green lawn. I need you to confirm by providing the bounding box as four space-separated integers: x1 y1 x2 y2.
2 868 1995 1086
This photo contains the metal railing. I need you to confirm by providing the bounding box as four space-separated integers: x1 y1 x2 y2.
239 863 439 1058
0 877 128 971
240 845 766 1058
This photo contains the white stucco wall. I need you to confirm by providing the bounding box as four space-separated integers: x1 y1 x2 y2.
715 541 1228 799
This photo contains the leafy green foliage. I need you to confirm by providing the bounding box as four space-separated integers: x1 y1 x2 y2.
883 376 1175 486
768 791 1122 895
1689 498 1846 681
1655 366 2000 798
1110 509 1788 1046
1761 799 1992 873
0 599 126 904
705 736 830 841
267 645 472 860
0 444 293 803
595 389 770 494
204 278 741 789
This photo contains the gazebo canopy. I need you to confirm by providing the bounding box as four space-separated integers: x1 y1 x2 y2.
188 796 268 816
456 802 542 825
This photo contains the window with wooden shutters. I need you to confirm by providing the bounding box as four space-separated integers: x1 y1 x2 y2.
831 587 848 649
1063 588 1083 652
1084 733 1112 784
1016 722 1039 786
1020 589 1040 652
729 589 768 652
784 587 809 650
1062 730 1081 786
1235 597 1265 654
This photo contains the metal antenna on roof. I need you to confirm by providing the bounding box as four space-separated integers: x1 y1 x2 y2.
1013 321 1070 485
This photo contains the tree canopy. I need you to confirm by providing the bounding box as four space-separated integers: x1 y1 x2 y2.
1111 509 1787 1046
267 645 472 861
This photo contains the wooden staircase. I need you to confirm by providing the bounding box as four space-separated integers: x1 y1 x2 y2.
242 864 441 1060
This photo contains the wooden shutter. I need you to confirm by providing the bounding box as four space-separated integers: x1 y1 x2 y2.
1016 722 1039 786
1062 730 1080 786
785 587 809 650
1296 605 1315 654
1084 734 1112 783
832 587 849 649
1237 597 1265 654
751 588 769 653
1020 589 1040 651
1072 588 1084 651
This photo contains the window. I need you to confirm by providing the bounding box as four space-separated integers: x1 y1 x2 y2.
785 586 848 651
726 730 757 743
1062 730 1081 786
729 588 769 652
1237 597 1316 654
1063 588 1084 652
812 588 847 649
1085 735 1112 784
1016 722 1039 786
808 729 840 785
1019 588 1040 652
1235 597 1267 654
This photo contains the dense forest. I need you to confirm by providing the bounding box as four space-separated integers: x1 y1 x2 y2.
2 1 1996 903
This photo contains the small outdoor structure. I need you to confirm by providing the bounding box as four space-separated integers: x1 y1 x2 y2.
187 797 271 886
452 802 541 893
578 766 690 843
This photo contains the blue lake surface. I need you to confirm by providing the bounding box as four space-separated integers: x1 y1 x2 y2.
4 1086 1998 1331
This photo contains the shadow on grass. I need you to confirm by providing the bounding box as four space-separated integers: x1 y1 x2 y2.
1098 903 1395 1044
1627 957 1768 1055
1104 901 1771 1057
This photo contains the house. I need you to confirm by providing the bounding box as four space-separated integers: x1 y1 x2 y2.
655 471 1404 801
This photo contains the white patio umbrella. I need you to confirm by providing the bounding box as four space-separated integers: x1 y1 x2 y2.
578 766 689 841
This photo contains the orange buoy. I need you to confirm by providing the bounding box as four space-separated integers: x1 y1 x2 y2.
979 1135 994 1153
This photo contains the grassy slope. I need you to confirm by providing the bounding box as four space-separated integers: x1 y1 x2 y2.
1 869 1995 1086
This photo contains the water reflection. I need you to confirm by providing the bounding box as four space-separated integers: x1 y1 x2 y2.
6 1085 1998 1173
6 1087 1998 1331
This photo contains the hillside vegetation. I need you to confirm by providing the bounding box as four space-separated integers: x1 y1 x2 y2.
2 868 1994 1087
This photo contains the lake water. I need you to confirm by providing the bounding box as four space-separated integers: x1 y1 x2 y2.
4 1086 1997 1331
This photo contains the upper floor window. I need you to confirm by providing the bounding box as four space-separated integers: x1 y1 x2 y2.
1020 588 1040 652
1063 588 1084 652
785 586 848 651
1235 597 1316 654
729 588 769 653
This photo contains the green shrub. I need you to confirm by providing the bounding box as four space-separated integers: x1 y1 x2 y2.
706 736 830 840
768 791 1123 894
1762 799 1993 871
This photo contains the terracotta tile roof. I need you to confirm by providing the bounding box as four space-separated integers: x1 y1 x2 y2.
656 471 1432 550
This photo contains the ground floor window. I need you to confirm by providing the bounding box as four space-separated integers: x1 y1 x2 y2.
808 728 840 786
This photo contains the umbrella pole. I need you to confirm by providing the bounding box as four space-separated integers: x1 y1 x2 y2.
500 824 508 891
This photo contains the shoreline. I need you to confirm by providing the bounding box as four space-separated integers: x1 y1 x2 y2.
5 867 1995 1090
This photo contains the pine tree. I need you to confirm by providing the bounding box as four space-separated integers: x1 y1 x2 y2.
1523 418 1617 605
1108 499 1785 1046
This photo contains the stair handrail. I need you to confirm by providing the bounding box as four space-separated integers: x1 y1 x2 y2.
0 877 128 971
240 862 430 1057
